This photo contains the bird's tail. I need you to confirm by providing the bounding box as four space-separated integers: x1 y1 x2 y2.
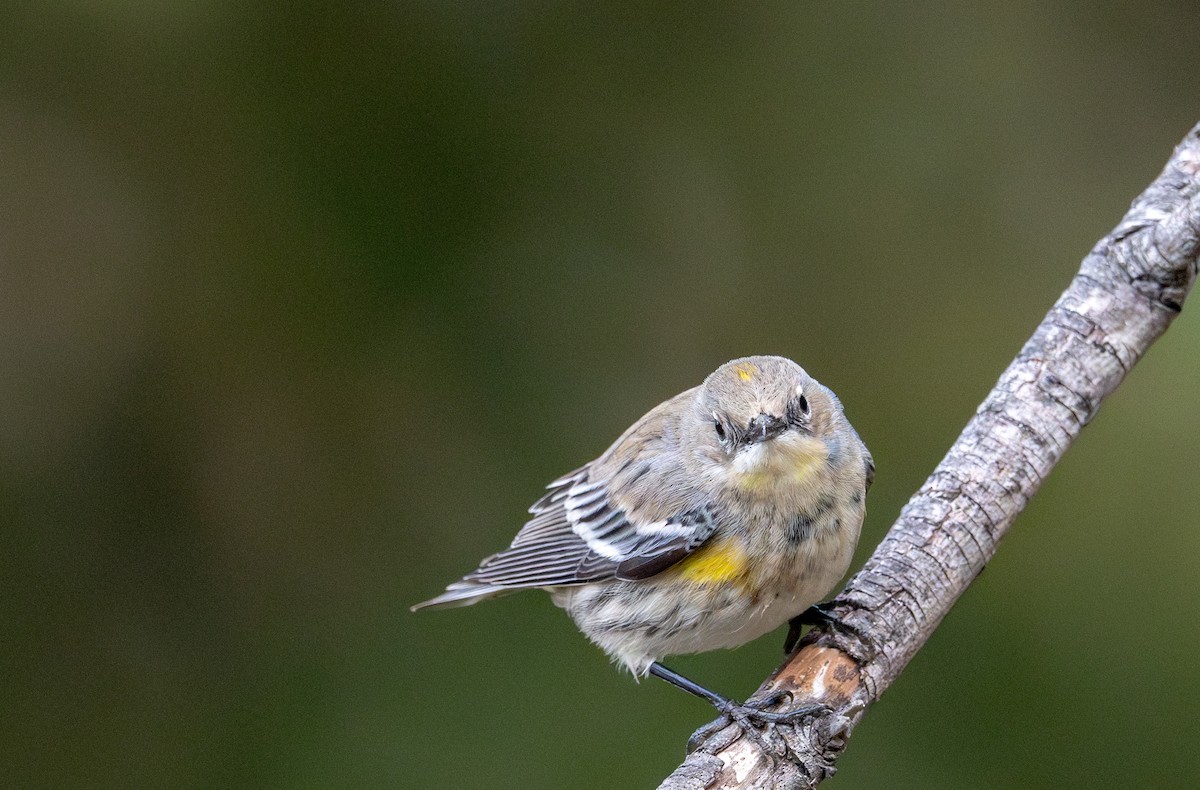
409 581 511 612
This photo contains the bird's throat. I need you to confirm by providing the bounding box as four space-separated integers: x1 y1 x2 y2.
729 435 829 494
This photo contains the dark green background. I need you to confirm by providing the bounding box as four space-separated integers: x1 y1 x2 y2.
3 4 1199 788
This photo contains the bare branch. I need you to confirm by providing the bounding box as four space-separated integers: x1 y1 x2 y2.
660 122 1200 789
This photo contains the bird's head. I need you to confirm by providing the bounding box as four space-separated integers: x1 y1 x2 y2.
691 356 842 491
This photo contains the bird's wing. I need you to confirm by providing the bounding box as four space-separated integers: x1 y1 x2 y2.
458 466 718 589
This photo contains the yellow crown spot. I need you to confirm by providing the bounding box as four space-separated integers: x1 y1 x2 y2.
674 537 749 587
734 362 757 381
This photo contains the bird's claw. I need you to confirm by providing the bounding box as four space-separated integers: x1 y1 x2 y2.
686 691 830 756
785 602 872 656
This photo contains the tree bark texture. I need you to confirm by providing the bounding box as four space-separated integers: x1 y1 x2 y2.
659 122 1200 789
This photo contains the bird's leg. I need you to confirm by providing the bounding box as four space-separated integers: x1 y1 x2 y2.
647 662 827 755
647 662 734 709
783 617 805 654
784 601 867 653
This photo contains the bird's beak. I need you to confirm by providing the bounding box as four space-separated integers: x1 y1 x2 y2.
746 414 788 444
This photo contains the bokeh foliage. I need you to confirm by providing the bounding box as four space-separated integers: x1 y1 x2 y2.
2 3 1199 788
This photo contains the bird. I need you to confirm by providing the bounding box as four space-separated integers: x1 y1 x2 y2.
413 355 873 734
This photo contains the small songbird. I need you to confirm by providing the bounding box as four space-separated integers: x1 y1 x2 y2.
413 356 873 728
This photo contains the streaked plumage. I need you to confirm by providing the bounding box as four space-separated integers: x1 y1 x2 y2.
413 356 873 677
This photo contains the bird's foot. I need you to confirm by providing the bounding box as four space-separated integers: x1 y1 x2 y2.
686 689 828 756
784 601 869 654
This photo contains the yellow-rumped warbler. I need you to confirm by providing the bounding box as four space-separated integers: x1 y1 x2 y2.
413 356 872 726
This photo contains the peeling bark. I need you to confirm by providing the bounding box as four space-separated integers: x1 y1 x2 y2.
659 122 1200 789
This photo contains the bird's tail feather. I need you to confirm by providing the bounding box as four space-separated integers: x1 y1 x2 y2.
410 581 511 612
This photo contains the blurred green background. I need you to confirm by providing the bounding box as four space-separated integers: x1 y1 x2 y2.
3 3 1199 788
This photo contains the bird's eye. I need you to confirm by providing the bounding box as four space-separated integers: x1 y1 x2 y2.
788 393 811 424
714 421 727 441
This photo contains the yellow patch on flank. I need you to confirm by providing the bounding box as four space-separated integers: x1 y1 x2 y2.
734 362 757 381
674 537 749 587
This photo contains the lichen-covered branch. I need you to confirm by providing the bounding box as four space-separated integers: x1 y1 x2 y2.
660 122 1200 790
